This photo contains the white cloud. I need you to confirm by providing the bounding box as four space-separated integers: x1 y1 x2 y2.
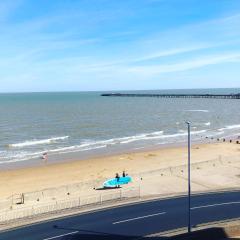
127 52 240 75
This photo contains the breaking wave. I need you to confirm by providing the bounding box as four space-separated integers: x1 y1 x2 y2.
1 129 228 164
218 124 240 131
185 110 209 113
8 136 69 148
41 130 207 155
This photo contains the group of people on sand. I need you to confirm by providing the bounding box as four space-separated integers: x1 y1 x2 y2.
115 171 127 180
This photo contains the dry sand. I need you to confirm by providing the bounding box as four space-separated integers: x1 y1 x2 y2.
0 141 239 198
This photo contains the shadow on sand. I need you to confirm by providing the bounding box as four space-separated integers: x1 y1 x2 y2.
94 186 121 191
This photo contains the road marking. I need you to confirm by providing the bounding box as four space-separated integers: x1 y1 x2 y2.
112 212 166 225
42 231 79 240
191 201 240 210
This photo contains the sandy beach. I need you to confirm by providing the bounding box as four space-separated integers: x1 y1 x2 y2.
0 140 239 199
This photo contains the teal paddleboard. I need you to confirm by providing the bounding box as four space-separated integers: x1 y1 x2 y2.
103 176 132 188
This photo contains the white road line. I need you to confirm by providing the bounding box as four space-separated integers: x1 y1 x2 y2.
42 231 79 240
191 201 240 210
112 212 166 225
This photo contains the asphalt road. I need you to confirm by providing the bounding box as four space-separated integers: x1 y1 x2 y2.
0 190 239 240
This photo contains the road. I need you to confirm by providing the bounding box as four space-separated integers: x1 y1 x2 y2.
0 190 239 240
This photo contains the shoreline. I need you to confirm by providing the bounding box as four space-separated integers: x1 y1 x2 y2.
0 139 239 199
0 135 229 171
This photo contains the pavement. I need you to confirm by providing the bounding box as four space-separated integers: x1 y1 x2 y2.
0 190 239 240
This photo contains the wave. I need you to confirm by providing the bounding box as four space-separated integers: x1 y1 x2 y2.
48 131 165 152
8 136 69 148
46 130 207 155
218 124 240 131
161 130 206 138
178 130 186 133
0 150 47 164
206 131 225 137
2 130 209 163
119 131 164 144
185 110 209 113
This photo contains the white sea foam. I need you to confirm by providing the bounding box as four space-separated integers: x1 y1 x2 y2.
218 124 240 131
79 145 107 152
0 150 47 164
49 146 76 153
206 131 225 137
185 110 209 113
178 130 186 133
204 122 211 126
8 136 69 148
119 131 164 144
134 147 145 150
12 131 160 155
49 144 108 154
3 130 209 163
157 130 206 139
33 130 205 152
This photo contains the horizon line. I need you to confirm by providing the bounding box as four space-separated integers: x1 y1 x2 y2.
0 87 240 94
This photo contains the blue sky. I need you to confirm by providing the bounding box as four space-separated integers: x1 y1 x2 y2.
0 0 240 92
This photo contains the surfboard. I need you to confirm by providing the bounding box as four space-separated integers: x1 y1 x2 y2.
103 176 132 188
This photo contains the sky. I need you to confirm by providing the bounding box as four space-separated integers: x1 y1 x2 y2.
0 0 240 92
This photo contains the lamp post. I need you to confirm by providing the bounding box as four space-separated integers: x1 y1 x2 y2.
186 121 191 233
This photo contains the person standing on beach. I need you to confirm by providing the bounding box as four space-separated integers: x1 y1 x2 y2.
42 152 48 163
116 173 120 188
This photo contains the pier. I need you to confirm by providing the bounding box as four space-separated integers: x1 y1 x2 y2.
101 93 240 99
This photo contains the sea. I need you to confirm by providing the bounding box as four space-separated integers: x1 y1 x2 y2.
0 88 240 168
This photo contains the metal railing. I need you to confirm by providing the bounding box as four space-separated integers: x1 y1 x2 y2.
0 187 140 223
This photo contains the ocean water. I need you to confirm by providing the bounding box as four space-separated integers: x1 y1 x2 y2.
0 89 240 166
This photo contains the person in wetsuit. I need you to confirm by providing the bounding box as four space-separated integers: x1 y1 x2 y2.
115 173 120 188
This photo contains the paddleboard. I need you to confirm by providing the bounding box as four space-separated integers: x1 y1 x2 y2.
103 176 132 188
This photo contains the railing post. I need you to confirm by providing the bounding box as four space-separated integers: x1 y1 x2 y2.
120 189 122 200
78 197 81 207
100 194 102 204
139 184 141 199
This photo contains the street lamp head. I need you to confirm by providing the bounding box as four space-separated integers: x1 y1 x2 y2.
185 121 191 125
